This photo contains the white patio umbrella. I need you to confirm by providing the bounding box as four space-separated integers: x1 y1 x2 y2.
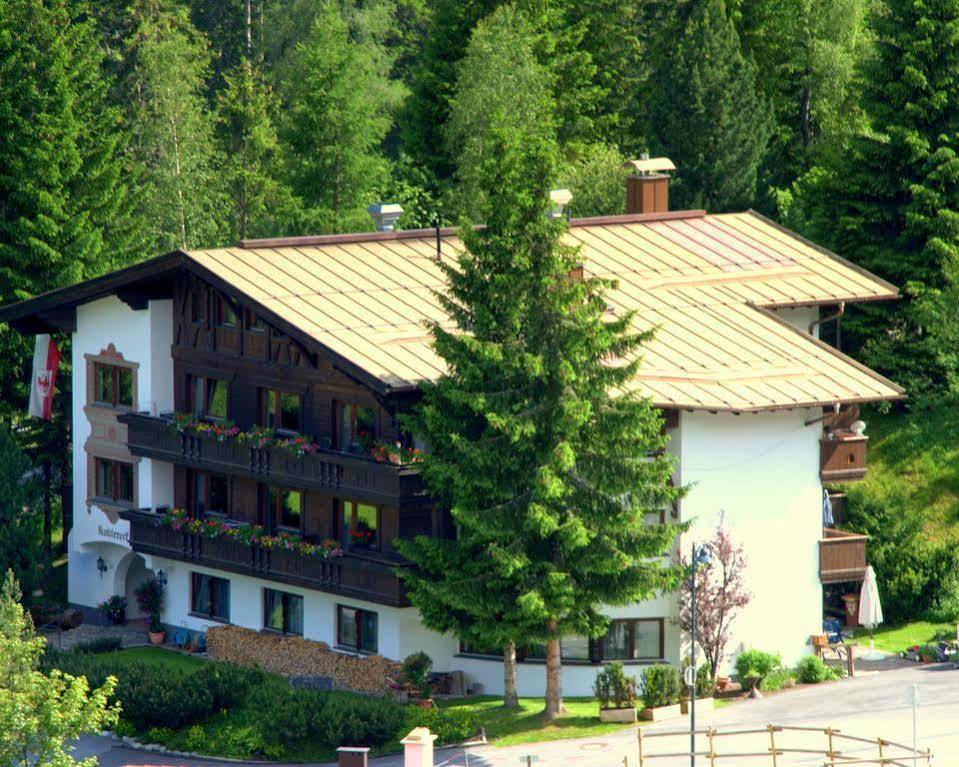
858 565 884 659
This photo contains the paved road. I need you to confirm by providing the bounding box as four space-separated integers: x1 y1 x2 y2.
79 662 959 767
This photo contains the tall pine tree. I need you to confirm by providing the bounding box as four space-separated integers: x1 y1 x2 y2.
279 0 404 234
124 0 225 252
648 0 771 212
794 0 959 396
400 12 682 716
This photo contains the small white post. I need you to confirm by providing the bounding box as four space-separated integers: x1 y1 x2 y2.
401 727 438 767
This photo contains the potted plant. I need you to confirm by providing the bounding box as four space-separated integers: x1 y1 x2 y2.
639 664 683 721
134 577 166 644
594 662 638 723
401 651 434 707
98 595 127 625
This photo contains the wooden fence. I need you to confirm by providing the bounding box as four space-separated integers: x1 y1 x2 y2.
635 724 933 767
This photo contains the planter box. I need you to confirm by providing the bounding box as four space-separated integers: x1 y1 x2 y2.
599 707 638 723
680 697 714 715
639 703 683 722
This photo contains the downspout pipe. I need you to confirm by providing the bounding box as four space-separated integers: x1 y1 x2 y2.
809 302 845 349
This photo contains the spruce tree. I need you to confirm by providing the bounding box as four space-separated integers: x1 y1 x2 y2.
648 0 771 212
400 18 682 716
124 0 225 252
279 0 405 234
794 0 959 395
215 59 292 240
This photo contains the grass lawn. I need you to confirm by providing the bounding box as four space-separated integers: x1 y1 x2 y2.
438 696 633 746
851 621 956 654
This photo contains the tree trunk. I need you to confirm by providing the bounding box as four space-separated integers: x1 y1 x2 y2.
245 0 253 59
543 637 565 721
503 640 519 708
800 85 812 148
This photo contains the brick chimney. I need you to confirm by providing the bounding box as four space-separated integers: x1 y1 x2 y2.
623 155 676 215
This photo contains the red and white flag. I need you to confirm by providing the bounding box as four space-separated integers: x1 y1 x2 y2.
28 334 61 420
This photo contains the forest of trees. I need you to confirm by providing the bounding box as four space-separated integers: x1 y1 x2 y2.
2 0 959 589
2 0 959 401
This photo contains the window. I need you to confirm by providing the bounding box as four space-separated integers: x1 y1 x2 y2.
93 363 134 407
339 500 379 550
335 402 376 451
262 389 301 432
264 588 303 635
244 309 266 332
602 619 664 661
191 376 229 420
561 636 591 661
644 508 667 526
192 472 228 516
191 573 230 621
216 296 238 327
265 486 302 531
337 605 377 653
95 458 134 504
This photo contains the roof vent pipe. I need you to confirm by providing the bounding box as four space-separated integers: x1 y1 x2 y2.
368 203 404 232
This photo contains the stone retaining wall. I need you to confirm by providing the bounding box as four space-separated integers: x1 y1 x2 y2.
205 625 400 695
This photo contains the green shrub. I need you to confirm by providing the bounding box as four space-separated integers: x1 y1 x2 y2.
795 654 840 684
735 649 781 684
640 664 680 708
594 662 637 708
401 651 433 698
760 668 796 692
314 692 409 747
72 637 123 654
405 706 478 744
192 662 262 710
251 684 323 745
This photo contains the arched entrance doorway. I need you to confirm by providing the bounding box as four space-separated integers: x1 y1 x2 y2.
115 552 155 622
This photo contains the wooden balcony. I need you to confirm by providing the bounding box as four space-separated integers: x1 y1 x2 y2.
819 527 868 584
119 413 424 505
820 435 868 482
120 509 411 607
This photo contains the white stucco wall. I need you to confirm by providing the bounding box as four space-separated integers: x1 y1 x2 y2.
675 409 823 673
69 296 173 610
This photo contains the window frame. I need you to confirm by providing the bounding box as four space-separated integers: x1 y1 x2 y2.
336 604 378 653
191 289 207 324
334 401 377 451
338 499 380 551
190 375 230 421
94 457 135 505
263 588 304 636
190 471 229 518
264 485 303 533
244 308 266 332
93 363 135 408
215 295 238 328
600 618 665 662
261 389 302 434
190 572 230 622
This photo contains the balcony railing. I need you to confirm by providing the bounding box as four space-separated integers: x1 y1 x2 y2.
820 435 868 482
120 509 410 607
119 413 424 505
819 527 868 584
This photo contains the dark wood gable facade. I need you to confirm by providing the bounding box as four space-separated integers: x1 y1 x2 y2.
119 271 448 606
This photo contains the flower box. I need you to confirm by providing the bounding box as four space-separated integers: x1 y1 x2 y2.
639 703 683 722
599 706 638 723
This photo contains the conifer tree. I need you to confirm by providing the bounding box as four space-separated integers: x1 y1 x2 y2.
794 0 959 395
279 0 405 234
400 14 682 716
648 0 771 212
124 0 225 252
215 59 292 240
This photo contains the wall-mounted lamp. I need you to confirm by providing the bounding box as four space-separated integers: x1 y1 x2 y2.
156 569 167 588
96 555 108 579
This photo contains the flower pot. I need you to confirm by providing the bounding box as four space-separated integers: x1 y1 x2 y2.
415 698 435 709
599 706 638 723
148 631 165 646
639 703 683 722
716 676 730 692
